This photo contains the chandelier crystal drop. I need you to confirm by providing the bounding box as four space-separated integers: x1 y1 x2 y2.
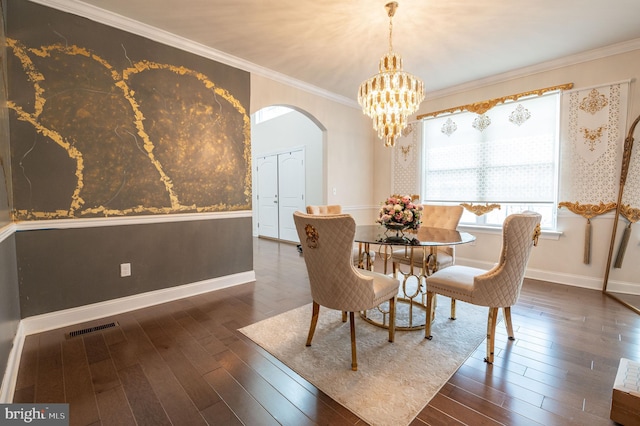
358 2 424 147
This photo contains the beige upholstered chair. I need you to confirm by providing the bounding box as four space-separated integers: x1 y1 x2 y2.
424 212 541 363
306 205 342 215
305 205 375 268
293 211 400 371
391 204 464 275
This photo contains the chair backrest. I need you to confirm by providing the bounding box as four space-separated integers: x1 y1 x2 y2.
306 205 342 215
420 204 464 230
293 211 375 311
418 205 464 256
474 212 542 307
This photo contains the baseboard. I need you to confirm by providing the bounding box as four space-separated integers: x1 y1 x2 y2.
21 270 255 335
0 321 25 403
606 279 640 295
0 270 254 403
456 257 605 290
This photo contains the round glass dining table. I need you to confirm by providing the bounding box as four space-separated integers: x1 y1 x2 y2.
354 225 476 330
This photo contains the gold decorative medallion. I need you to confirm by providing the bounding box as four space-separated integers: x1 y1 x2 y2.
579 89 609 115
304 224 319 249
400 144 412 162
580 126 607 151
532 223 541 247
460 202 501 216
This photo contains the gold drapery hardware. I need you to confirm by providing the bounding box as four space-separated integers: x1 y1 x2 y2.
619 204 640 223
558 201 617 264
460 202 501 216
558 201 617 219
417 83 574 119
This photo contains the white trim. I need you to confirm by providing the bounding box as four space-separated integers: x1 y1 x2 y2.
1 270 254 403
458 224 562 240
456 257 604 290
342 205 378 213
0 223 17 244
606 279 640 295
15 210 251 231
20 270 255 336
255 145 307 160
29 2 640 110
0 322 25 403
27 0 358 109
563 78 635 95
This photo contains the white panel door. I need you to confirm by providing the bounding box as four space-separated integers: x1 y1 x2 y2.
278 150 305 242
256 155 279 239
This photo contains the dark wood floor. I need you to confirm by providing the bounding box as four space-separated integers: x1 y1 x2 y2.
12 237 640 425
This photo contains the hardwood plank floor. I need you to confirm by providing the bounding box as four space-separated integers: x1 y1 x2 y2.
12 237 640 425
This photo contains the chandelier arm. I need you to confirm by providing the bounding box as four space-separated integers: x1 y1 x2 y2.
388 11 393 53
386 1 397 53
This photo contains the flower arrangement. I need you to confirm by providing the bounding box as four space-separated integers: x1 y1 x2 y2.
376 195 423 230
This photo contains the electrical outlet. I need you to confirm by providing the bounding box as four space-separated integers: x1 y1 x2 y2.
120 263 131 277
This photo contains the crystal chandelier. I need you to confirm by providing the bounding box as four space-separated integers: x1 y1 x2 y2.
358 2 425 147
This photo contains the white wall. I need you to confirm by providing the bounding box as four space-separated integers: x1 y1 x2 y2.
376 48 640 292
251 49 640 294
251 109 323 235
250 74 377 224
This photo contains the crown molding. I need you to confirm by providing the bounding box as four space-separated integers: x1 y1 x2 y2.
427 38 640 101
25 1 640 110
27 0 359 108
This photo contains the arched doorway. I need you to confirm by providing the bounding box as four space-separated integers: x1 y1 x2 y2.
251 105 325 242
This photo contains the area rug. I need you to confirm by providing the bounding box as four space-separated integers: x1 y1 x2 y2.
239 296 494 426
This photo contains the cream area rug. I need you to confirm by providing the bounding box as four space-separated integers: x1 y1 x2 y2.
239 296 493 426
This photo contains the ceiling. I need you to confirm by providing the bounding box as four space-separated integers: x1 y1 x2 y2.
61 0 640 104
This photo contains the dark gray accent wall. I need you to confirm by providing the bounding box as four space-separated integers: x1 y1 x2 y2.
0 234 19 379
0 0 20 391
16 217 252 317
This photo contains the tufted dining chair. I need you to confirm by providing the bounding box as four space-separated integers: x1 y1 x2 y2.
391 204 464 275
293 211 400 371
305 205 376 268
424 212 541 363
306 205 342 215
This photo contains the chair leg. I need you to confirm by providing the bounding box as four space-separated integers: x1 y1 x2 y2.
503 306 515 340
450 298 457 320
388 296 396 343
485 307 499 363
341 311 347 322
306 302 320 347
349 311 357 371
425 291 435 339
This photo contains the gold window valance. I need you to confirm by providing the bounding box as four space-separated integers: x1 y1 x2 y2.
416 83 574 119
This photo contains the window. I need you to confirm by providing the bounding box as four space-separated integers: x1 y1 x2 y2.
254 106 294 124
421 92 560 229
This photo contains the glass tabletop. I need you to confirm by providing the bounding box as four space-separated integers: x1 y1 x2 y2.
354 225 475 246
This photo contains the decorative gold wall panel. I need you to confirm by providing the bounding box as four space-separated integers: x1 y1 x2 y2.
7 1 251 220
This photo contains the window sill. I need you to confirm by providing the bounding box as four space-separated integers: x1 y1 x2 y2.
458 224 562 240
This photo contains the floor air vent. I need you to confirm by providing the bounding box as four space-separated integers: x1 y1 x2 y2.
66 321 119 339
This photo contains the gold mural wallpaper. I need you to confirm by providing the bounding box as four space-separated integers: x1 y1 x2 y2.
7 1 251 220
